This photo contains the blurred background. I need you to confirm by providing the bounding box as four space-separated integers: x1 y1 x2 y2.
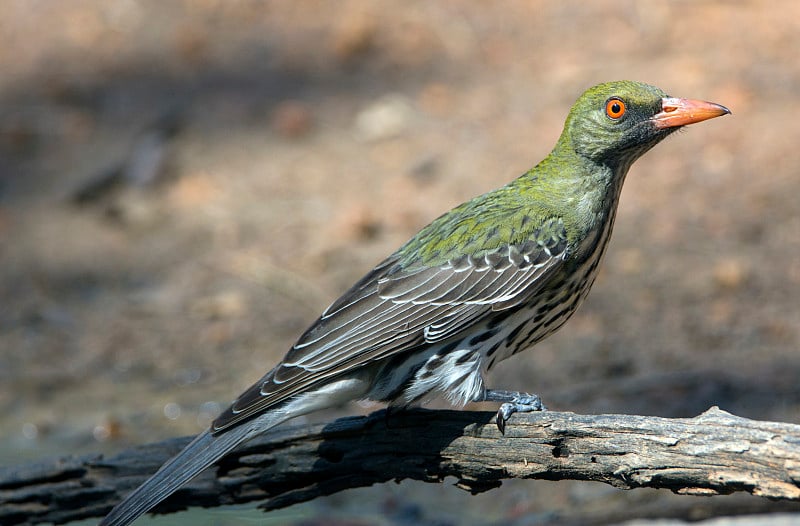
1 1 799 524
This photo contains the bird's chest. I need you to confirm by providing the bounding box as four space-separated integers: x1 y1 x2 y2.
482 209 618 369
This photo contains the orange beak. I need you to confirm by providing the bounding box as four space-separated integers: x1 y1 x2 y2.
651 97 731 129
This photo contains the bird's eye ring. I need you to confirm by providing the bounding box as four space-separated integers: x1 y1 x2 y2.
605 98 626 119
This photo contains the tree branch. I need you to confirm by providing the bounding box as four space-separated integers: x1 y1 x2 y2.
1 406 799 525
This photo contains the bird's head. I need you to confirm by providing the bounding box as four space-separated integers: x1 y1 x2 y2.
561 80 730 169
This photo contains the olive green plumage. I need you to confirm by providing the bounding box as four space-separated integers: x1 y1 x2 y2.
215 80 719 431
399 80 670 269
100 81 729 526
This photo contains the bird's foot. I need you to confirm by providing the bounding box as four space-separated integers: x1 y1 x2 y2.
478 389 546 434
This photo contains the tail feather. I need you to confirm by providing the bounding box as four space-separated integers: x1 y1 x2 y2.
100 412 284 526
102 376 372 525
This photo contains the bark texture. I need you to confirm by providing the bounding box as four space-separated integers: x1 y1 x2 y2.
1 407 799 525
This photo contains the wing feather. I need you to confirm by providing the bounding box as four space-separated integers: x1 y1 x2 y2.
213 221 569 432
411 267 476 304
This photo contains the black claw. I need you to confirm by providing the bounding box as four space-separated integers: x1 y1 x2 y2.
496 411 506 435
492 394 547 435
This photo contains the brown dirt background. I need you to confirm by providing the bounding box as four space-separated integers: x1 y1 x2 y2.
1 1 799 524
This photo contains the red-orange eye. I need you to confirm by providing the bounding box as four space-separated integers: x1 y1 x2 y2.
605 98 626 119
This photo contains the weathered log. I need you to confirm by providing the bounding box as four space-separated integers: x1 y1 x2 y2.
1 406 798 525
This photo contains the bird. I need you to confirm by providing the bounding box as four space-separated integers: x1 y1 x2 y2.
100 80 729 525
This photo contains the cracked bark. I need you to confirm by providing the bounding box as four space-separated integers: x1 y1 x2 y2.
1 406 799 525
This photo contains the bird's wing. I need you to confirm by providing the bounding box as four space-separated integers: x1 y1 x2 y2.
212 223 568 432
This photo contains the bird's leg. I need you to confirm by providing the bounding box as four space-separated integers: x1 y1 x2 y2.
477 389 546 434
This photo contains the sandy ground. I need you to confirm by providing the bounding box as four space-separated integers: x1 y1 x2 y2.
1 1 799 524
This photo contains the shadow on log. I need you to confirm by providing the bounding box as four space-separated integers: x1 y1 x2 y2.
1 406 799 525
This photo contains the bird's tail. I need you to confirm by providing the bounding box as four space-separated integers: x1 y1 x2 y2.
100 411 286 526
